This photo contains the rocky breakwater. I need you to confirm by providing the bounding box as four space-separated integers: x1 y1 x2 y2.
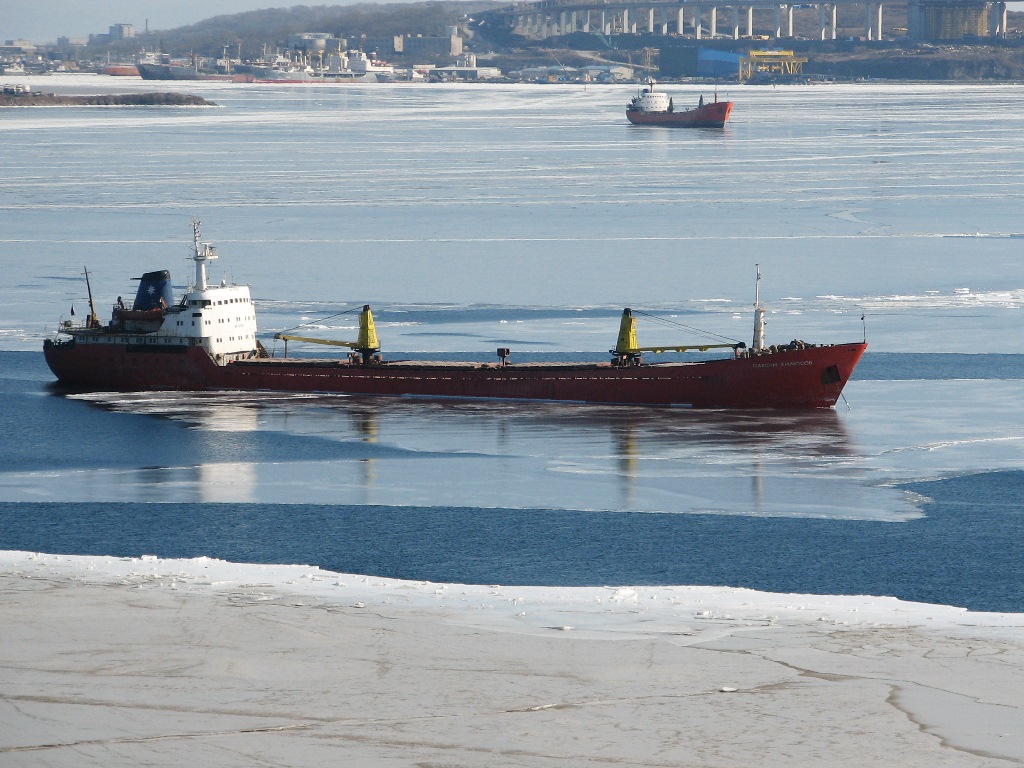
1 89 215 107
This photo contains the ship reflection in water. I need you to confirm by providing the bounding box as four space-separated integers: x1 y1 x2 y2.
31 390 918 523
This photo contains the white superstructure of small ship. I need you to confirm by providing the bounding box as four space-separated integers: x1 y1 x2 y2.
629 82 673 113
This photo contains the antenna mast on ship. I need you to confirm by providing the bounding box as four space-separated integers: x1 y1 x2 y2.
191 219 217 291
752 264 766 352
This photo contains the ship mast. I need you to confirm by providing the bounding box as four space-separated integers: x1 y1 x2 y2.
191 219 217 292
752 264 766 352
82 267 99 328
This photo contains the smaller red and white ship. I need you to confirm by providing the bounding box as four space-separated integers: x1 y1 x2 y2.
626 79 733 128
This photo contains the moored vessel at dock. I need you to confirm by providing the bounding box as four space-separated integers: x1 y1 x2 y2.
137 52 251 82
101 64 139 76
236 50 393 83
626 79 733 128
44 224 865 409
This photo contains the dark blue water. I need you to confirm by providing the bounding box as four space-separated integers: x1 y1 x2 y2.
2 479 1022 612
3 349 1024 613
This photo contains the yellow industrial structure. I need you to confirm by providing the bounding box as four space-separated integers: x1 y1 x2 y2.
739 50 808 81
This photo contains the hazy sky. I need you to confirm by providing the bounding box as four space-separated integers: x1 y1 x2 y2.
2 1 376 42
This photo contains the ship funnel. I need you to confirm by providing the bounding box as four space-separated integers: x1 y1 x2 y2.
133 270 173 311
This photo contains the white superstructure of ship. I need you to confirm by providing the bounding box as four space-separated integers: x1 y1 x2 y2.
239 49 395 83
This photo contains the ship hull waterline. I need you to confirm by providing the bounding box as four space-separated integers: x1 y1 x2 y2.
43 340 866 409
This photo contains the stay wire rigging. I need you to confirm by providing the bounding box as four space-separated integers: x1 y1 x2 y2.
279 305 365 336
630 309 740 345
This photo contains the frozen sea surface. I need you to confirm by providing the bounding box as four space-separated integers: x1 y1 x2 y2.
2 350 1023 611
2 78 1023 611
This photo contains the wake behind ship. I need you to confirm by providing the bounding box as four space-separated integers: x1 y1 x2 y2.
44 224 865 409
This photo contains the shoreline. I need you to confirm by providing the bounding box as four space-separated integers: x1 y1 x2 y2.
3 550 1024 765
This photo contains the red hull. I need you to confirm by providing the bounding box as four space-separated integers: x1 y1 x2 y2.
43 340 865 409
626 100 733 128
101 65 139 76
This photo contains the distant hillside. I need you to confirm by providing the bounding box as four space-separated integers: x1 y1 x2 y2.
100 2 504 58
87 1 1024 80
807 42 1024 80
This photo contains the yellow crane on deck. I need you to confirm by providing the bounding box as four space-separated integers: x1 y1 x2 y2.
275 305 738 367
612 308 739 365
274 304 381 363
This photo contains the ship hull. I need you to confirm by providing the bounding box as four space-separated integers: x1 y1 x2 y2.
101 65 139 76
627 100 733 128
136 63 251 82
43 339 866 409
234 65 377 83
250 75 377 84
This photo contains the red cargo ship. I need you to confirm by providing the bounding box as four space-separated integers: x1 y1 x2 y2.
44 224 865 409
626 79 733 128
